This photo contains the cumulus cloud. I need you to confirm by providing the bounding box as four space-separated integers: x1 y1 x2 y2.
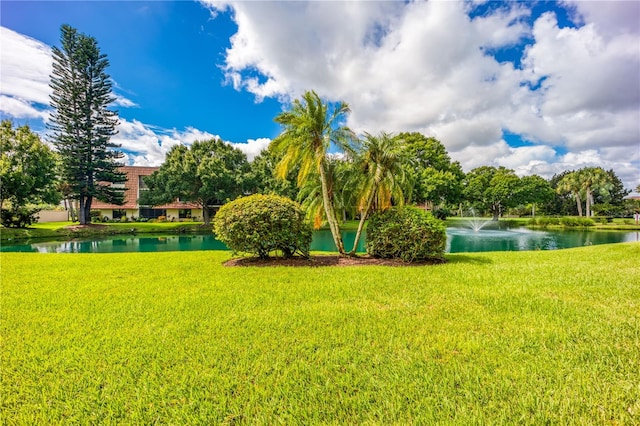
0 27 52 119
0 26 137 120
203 0 639 188
113 118 267 167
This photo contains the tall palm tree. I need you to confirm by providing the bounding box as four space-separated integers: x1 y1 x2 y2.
348 132 408 255
557 171 583 216
271 91 355 255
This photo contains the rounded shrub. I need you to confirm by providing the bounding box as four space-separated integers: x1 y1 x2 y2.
213 194 312 259
366 206 446 262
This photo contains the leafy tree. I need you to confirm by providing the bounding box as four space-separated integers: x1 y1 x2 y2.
463 166 521 221
49 25 125 225
348 132 408 255
518 175 555 217
592 169 630 215
249 148 299 200
140 139 250 225
545 171 577 216
271 90 355 256
0 121 60 212
397 132 464 212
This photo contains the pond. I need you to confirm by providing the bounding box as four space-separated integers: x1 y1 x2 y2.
1 227 638 254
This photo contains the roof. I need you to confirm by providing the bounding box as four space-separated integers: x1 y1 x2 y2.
91 166 200 210
623 192 640 200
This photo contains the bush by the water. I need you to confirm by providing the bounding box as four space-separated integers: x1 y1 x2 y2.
528 216 596 227
0 206 40 228
366 206 446 262
213 194 312 259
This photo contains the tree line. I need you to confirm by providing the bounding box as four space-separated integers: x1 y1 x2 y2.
1 26 637 236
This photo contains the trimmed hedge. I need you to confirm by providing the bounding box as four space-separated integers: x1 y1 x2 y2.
213 194 312 259
366 206 446 262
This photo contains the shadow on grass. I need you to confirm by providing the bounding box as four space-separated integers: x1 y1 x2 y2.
444 254 494 265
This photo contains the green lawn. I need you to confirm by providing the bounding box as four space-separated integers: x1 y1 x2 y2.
2 244 639 424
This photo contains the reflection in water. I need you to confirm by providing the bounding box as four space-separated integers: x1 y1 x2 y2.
1 228 637 254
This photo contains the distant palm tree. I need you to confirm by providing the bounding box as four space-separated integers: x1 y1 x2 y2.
271 91 355 255
578 167 613 217
557 172 583 216
348 132 408 255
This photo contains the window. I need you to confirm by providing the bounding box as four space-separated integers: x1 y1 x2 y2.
113 209 127 219
139 208 166 219
138 175 148 190
179 209 192 219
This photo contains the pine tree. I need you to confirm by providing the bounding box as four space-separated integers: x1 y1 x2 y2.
49 25 126 225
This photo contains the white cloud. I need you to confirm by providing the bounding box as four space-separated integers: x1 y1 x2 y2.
203 0 639 189
565 0 640 39
231 138 270 161
0 27 52 119
0 26 137 120
113 118 267 166
111 94 138 108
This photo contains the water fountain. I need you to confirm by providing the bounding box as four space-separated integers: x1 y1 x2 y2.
466 210 491 232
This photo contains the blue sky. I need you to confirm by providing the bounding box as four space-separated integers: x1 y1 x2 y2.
1 1 639 188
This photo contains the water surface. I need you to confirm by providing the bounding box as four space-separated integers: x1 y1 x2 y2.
2 228 637 254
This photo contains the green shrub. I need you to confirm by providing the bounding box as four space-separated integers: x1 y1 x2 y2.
213 194 312 259
0 206 40 228
366 206 446 262
560 217 595 227
536 217 561 227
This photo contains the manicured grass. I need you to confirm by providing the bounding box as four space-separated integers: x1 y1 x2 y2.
1 244 639 424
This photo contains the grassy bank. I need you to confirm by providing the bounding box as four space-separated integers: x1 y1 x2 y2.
2 243 639 424
0 221 211 243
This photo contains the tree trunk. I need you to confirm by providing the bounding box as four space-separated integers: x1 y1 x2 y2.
70 200 78 222
319 161 345 255
349 197 373 256
202 204 211 225
78 197 87 225
492 202 500 221
574 192 583 217
349 170 382 255
585 188 592 217
84 196 93 224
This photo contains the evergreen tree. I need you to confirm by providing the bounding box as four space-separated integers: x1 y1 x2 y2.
49 25 125 225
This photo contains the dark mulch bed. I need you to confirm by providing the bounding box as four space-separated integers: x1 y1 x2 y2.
224 255 446 267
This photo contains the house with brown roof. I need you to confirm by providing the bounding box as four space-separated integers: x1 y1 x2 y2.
92 166 203 221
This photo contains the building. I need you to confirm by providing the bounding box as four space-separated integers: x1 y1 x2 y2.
92 166 203 221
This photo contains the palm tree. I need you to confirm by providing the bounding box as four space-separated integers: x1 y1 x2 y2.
578 167 612 217
271 91 355 255
348 132 408 255
297 157 351 229
557 171 583 216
